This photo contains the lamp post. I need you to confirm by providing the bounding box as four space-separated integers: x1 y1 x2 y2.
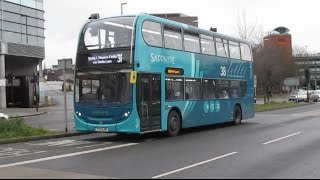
121 3 127 15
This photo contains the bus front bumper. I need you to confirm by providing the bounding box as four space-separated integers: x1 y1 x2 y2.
74 115 140 134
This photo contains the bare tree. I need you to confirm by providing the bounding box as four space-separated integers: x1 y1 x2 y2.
236 12 265 45
293 45 308 56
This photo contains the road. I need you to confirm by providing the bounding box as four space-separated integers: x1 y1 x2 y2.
25 84 75 132
1 103 320 178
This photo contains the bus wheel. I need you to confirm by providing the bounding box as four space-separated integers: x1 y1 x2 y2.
167 111 181 137
233 105 242 125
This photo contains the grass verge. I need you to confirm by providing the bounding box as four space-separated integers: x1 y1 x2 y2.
0 117 57 141
255 101 302 112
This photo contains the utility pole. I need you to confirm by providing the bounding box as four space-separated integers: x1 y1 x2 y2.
63 59 68 133
121 3 127 15
0 55 6 108
315 59 318 90
305 69 310 102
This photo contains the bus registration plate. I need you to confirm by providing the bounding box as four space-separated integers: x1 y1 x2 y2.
95 127 109 132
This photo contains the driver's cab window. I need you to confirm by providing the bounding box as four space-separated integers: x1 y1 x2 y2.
81 80 100 100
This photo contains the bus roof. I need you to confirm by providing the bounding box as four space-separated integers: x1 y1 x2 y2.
85 13 251 46
139 13 251 45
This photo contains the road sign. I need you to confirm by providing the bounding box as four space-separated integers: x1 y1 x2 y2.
284 77 299 86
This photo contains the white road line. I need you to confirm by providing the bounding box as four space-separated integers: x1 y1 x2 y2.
76 142 112 149
291 109 320 116
59 141 91 147
0 151 46 159
263 132 302 145
152 152 238 179
0 143 138 169
256 114 282 117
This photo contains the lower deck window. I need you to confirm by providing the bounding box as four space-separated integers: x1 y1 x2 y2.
185 78 201 100
166 77 248 101
166 77 184 101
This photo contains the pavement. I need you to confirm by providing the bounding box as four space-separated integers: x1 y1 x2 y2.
0 167 109 179
0 81 65 118
0 108 47 118
0 82 83 144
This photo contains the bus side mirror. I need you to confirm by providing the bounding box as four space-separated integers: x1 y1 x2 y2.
130 71 137 84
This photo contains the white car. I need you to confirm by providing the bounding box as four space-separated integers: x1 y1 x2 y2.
289 91 308 102
310 90 320 102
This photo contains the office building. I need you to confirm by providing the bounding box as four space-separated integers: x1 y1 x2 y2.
295 54 320 89
0 0 45 108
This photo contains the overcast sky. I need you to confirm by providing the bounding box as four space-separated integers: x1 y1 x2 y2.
43 0 320 67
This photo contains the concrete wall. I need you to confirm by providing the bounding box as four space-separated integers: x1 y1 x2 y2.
5 56 38 76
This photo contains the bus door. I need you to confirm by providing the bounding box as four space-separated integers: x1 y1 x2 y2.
137 73 161 132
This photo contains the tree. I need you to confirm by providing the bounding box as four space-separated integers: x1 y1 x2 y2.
253 41 297 103
236 13 297 104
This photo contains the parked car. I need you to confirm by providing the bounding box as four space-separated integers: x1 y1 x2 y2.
289 92 297 102
289 90 308 102
310 90 320 102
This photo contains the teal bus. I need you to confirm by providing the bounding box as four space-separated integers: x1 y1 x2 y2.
74 13 255 136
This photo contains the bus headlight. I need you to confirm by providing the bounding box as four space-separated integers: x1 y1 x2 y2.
122 111 131 118
76 112 82 117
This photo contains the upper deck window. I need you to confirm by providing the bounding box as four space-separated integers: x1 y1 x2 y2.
83 17 135 50
200 34 216 55
241 43 253 61
229 41 241 59
216 38 229 58
142 21 163 47
164 26 183 51
184 31 200 53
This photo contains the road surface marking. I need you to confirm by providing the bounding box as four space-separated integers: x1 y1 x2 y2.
0 148 46 159
291 109 320 116
152 152 238 179
256 114 282 117
263 132 301 145
76 142 112 149
0 143 138 169
26 140 91 147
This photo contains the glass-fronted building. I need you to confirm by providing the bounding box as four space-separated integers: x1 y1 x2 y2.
0 0 45 108
295 54 320 89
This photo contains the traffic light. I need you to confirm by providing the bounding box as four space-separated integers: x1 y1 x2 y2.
305 69 310 83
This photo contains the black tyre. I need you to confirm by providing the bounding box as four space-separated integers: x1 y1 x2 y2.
233 105 242 125
167 111 181 137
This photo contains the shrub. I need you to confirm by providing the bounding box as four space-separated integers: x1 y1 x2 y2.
0 117 52 140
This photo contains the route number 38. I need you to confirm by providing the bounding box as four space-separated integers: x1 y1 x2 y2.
220 66 227 77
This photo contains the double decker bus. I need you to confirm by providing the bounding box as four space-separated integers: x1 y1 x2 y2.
74 13 254 136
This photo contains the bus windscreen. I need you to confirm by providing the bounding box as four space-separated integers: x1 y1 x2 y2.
83 17 135 50
75 71 132 107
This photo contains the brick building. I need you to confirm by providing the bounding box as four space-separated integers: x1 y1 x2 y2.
152 13 198 27
263 27 292 57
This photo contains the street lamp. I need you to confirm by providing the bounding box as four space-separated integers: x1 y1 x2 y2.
121 3 127 15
